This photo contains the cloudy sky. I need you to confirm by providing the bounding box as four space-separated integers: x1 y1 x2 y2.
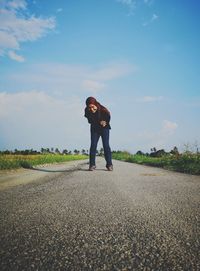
0 0 199 153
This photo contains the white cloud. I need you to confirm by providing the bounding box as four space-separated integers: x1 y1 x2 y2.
116 0 155 12
143 13 159 26
92 62 135 81
150 120 178 148
162 120 178 135
8 62 135 93
116 0 137 16
152 13 158 21
0 0 56 61
7 0 27 10
0 91 88 150
116 0 136 11
132 120 178 151
0 30 19 53
8 50 25 62
82 80 105 93
56 8 63 13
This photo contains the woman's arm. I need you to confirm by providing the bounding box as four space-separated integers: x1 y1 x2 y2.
100 110 111 127
84 108 92 123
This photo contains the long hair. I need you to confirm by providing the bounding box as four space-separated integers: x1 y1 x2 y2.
85 97 110 115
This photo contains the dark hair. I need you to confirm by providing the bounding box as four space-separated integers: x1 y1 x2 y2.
85 97 110 115
85 97 98 106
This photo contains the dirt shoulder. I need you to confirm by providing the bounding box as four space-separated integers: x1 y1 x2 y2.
0 160 87 191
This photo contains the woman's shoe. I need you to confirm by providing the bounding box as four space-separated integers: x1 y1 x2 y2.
89 165 96 171
107 165 113 171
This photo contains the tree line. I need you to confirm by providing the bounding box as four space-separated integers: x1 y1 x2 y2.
0 146 179 157
0 147 103 156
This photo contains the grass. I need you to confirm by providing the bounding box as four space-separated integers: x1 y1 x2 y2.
112 152 200 175
0 154 87 170
1 151 200 175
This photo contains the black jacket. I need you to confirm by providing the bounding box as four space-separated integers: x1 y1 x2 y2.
84 107 111 131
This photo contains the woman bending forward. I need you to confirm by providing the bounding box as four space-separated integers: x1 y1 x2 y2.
84 97 113 171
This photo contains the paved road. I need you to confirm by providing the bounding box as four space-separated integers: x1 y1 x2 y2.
0 158 199 271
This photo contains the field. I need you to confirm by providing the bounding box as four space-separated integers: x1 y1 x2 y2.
112 152 200 175
0 154 87 170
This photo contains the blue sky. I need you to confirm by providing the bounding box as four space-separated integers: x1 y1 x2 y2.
0 0 200 153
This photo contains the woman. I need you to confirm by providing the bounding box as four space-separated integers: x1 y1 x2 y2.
84 97 113 171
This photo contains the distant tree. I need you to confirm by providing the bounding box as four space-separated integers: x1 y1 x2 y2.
136 150 145 156
81 149 86 155
170 146 179 155
62 149 68 155
4 150 11 154
22 149 29 155
150 149 167 157
55 148 60 154
74 149 80 155
32 149 39 155
151 147 157 153
30 148 38 154
51 147 54 153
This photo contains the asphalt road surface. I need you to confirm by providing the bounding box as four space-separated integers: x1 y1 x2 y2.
0 158 199 271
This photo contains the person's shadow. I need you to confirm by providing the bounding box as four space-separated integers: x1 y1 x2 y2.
78 168 108 172
22 163 107 173
22 165 80 173
31 167 76 173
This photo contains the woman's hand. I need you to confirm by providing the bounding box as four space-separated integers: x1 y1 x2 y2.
100 121 107 127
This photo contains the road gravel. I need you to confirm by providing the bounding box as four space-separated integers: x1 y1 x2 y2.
0 158 199 270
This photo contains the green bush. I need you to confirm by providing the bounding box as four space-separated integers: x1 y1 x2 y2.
112 152 200 175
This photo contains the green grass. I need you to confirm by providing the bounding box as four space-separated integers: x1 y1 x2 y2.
2 152 200 175
0 154 87 170
112 152 200 175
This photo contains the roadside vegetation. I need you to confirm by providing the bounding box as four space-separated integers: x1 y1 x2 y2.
0 148 87 170
1 145 200 175
112 146 200 175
